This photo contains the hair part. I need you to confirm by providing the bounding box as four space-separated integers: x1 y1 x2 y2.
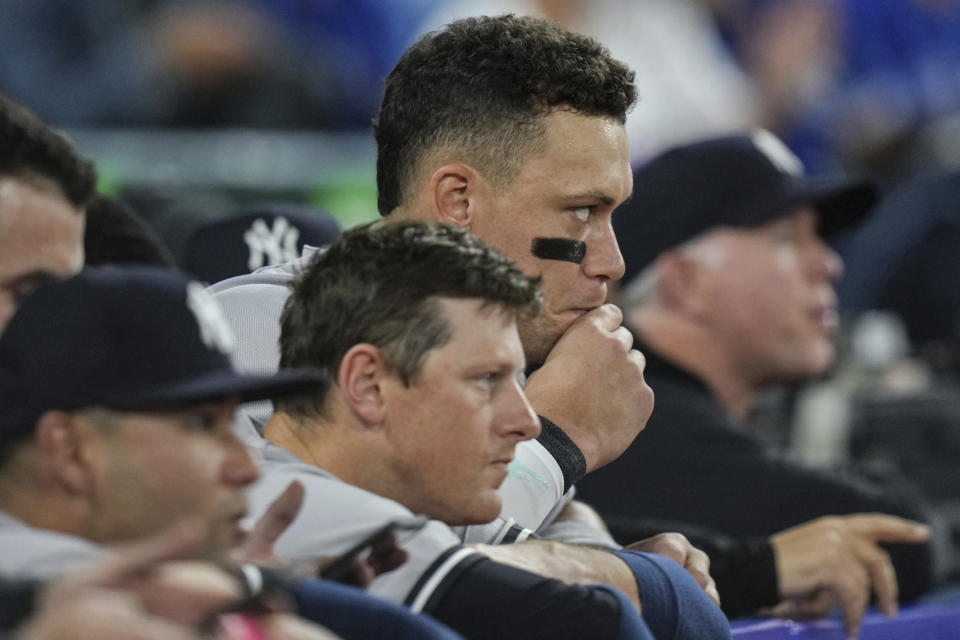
0 94 97 210
276 221 542 420
375 14 637 216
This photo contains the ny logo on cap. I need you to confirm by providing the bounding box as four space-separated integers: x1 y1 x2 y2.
751 129 804 177
244 216 300 271
186 282 236 355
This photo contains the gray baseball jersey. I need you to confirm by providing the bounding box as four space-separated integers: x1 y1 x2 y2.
246 439 495 609
0 510 102 579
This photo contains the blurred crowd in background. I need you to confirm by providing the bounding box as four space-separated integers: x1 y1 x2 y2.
5 0 960 558
5 0 960 177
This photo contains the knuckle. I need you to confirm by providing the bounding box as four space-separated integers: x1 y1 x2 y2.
662 532 687 548
821 517 844 532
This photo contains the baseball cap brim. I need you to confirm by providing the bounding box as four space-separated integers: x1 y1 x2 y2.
100 367 323 410
778 175 880 238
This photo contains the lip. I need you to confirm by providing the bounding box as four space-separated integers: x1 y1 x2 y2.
566 300 607 317
810 306 839 333
231 520 247 545
225 498 250 534
490 462 510 485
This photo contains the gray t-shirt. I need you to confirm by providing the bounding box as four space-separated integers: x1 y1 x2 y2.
0 510 102 580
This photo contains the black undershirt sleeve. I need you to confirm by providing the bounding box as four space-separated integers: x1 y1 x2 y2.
536 415 587 493
0 577 41 631
419 554 623 640
707 538 781 617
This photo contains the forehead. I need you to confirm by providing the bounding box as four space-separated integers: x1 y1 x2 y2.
426 297 525 366
505 110 632 206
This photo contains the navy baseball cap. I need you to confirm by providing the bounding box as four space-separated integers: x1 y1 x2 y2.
183 204 341 285
615 130 880 284
0 266 322 438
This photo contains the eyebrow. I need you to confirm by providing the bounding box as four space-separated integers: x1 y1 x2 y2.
562 190 618 207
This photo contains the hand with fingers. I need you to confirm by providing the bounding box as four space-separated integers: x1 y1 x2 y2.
242 480 306 566
768 514 931 637
525 304 654 473
625 532 720 607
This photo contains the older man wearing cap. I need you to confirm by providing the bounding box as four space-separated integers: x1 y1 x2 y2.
575 130 936 631
0 265 463 640
0 267 323 572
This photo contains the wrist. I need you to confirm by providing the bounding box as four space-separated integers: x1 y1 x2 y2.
535 416 588 491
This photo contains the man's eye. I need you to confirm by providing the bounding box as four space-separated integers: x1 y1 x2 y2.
571 207 591 222
186 413 218 433
772 230 799 245
476 373 500 389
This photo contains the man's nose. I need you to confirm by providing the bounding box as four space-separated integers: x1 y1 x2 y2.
498 379 541 441
582 219 626 282
222 431 260 487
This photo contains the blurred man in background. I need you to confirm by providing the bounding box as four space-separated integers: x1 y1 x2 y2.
576 131 937 633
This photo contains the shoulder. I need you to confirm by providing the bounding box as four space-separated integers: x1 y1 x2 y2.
0 516 103 580
249 450 462 556
247 450 467 606
207 246 321 295
207 248 324 376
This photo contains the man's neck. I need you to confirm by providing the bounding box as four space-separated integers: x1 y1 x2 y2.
264 412 337 470
265 411 388 492
0 474 88 539
632 309 758 421
265 412 427 515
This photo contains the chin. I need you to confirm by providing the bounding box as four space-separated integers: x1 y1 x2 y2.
519 327 562 365
808 342 836 375
520 313 571 362
779 357 833 384
454 497 502 527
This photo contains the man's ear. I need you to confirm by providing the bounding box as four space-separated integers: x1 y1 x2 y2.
33 411 96 496
657 251 713 320
428 162 483 228
337 344 388 427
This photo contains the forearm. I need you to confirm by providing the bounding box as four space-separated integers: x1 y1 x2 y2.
536 499 621 550
468 540 641 612
423 556 652 640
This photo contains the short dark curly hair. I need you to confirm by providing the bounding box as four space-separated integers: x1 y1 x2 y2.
276 220 542 419
374 14 637 216
0 94 96 209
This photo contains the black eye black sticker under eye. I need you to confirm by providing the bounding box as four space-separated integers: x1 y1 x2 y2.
530 237 586 264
